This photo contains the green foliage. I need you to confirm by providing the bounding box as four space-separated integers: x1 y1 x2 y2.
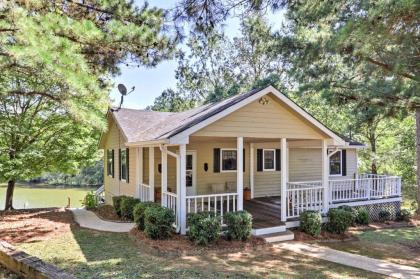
187 212 221 246
224 211 252 241
355 208 370 226
133 202 160 230
147 89 196 112
112 196 128 217
144 206 175 240
378 210 392 222
338 205 357 226
300 210 322 236
120 197 140 221
396 209 412 222
82 191 98 209
327 208 353 234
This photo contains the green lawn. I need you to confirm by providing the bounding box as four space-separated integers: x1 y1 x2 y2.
320 227 420 269
14 227 385 279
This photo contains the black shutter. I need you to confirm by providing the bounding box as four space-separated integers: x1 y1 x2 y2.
214 148 220 173
257 149 263 172
342 150 347 176
111 150 115 178
126 148 129 183
276 149 281 171
118 149 121 180
243 148 245 172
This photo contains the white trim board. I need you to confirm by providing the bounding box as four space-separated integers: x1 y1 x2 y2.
330 197 402 207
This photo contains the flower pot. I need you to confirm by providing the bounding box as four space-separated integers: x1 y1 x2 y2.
155 188 161 201
244 188 251 201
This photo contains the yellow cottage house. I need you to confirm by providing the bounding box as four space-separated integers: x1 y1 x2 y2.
99 86 402 238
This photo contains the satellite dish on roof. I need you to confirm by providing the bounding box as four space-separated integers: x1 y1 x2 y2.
111 84 135 112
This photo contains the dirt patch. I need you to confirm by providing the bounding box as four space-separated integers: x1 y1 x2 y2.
129 228 267 257
89 205 129 222
293 229 356 242
0 208 75 244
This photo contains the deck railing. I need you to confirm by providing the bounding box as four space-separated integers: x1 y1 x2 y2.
139 183 151 202
286 181 324 218
186 193 238 225
162 191 178 228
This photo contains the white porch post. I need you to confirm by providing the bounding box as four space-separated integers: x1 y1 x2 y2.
149 147 155 202
322 139 329 213
237 137 244 211
161 147 167 207
179 144 187 234
137 147 143 199
250 143 254 199
281 138 287 222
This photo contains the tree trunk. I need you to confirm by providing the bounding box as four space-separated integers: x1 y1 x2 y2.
416 107 420 213
5 180 15 210
369 135 378 174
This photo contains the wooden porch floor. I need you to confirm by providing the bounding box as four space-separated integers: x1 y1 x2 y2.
244 197 285 229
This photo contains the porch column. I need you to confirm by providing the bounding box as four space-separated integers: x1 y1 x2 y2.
149 147 155 202
161 147 167 207
281 138 287 222
237 137 244 211
322 139 329 213
137 147 143 200
179 144 187 234
250 143 255 199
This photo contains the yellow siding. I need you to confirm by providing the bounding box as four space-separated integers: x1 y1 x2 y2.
102 117 137 204
193 94 325 139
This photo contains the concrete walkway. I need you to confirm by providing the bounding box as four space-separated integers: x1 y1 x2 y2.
69 208 135 233
276 242 420 279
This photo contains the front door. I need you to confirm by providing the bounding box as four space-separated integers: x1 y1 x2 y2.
186 151 197 196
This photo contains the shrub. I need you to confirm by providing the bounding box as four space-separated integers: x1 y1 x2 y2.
355 208 369 225
133 202 160 230
224 211 252 241
188 212 221 245
378 210 391 222
396 209 412 222
327 208 353 234
120 197 140 220
338 205 357 226
112 195 128 217
300 210 322 236
82 191 98 209
144 206 175 240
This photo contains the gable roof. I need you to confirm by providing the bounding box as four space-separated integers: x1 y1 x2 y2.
105 86 357 147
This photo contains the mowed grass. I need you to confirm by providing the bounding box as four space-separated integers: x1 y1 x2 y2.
14 227 385 279
320 227 420 269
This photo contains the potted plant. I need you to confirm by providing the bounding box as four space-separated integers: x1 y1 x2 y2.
244 187 251 201
155 187 161 201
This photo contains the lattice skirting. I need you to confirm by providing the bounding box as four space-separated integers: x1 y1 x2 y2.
349 201 401 222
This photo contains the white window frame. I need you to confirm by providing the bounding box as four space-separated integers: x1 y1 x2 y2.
263 149 276 171
107 149 113 177
120 149 127 182
329 150 342 176
220 148 237 172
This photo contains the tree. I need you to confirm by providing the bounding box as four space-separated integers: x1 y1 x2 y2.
147 89 195 112
0 0 175 209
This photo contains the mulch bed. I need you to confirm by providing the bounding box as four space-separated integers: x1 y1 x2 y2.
89 204 130 223
129 228 268 257
0 208 75 244
293 229 356 243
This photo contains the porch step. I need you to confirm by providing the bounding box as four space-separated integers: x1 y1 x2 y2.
252 224 286 236
262 230 295 243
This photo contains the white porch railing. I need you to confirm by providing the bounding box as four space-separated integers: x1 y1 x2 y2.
162 191 178 228
286 181 324 218
94 185 105 204
139 183 151 202
186 193 238 225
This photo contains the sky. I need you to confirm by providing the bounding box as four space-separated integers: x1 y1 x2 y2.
110 0 286 109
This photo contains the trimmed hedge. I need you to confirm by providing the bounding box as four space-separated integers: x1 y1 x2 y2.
396 209 412 222
120 197 141 220
112 195 128 217
224 211 252 241
327 208 353 234
188 212 221 245
144 206 175 240
82 191 98 209
337 205 357 226
300 210 322 236
133 202 160 230
355 208 369 225
378 210 391 222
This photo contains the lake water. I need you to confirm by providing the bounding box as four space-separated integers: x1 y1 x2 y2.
0 184 96 209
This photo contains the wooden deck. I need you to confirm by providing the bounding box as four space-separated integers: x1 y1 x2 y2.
244 197 285 229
